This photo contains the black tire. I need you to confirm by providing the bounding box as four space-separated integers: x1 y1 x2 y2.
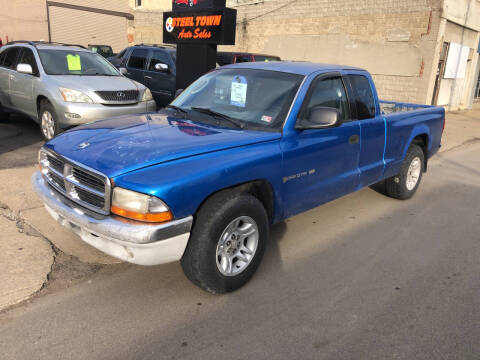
385 144 424 200
0 103 10 121
181 191 269 294
39 100 60 141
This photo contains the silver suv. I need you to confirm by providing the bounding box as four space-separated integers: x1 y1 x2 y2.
0 41 156 140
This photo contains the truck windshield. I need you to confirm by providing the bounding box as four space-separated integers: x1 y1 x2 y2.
171 68 303 130
38 49 120 76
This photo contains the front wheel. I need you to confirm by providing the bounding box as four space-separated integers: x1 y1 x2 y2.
39 100 60 141
181 191 269 294
385 144 424 200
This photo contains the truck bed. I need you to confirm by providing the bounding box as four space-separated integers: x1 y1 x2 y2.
380 100 436 115
380 100 445 180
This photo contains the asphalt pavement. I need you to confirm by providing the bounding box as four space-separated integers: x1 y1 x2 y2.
0 113 44 169
0 141 479 360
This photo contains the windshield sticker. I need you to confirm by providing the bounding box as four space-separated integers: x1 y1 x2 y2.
261 115 272 123
66 54 82 71
230 76 247 107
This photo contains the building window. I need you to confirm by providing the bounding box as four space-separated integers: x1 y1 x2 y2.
136 0 142 7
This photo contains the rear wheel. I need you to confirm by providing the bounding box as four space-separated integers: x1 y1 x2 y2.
181 191 269 294
385 144 424 200
39 100 60 141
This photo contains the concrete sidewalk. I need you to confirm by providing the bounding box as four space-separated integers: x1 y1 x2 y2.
0 105 479 312
442 103 480 152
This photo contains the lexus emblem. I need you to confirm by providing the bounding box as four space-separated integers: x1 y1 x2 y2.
77 142 90 149
117 92 126 98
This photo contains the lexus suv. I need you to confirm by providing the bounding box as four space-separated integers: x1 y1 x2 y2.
0 41 156 140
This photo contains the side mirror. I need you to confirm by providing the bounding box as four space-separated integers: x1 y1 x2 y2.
296 106 342 130
174 89 184 99
155 63 169 72
17 63 33 75
119 67 127 75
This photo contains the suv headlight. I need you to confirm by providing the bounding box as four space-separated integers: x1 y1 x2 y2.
59 88 94 103
141 88 153 102
111 187 173 223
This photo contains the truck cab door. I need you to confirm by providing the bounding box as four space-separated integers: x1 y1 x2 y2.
345 73 386 186
282 73 361 218
144 49 176 108
9 48 39 118
124 48 149 84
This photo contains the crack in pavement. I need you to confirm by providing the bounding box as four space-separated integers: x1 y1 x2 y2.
0 203 105 314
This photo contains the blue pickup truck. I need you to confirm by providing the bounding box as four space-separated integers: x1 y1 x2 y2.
33 62 445 293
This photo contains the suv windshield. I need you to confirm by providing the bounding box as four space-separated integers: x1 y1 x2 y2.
171 68 303 131
38 49 120 76
88 45 114 58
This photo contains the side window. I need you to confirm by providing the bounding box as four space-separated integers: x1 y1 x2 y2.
148 50 170 71
254 55 279 62
2 47 20 69
304 76 350 121
235 55 251 63
347 74 376 119
18 48 39 75
127 48 148 69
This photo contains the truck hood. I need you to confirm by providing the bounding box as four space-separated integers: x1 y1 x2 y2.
45 112 281 178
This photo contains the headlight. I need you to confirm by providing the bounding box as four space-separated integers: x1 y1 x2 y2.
141 88 153 102
38 148 49 174
111 187 173 223
59 88 94 103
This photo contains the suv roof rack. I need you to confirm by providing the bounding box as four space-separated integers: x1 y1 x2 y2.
5 40 37 47
6 41 87 49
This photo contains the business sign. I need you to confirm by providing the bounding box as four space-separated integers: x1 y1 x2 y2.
172 0 226 11
163 8 236 44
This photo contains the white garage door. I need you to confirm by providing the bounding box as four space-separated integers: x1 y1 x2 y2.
50 6 128 53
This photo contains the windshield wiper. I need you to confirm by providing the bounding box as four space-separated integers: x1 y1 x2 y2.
166 104 187 114
191 107 244 129
166 105 188 119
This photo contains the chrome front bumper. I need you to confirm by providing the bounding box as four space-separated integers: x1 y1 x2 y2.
32 171 192 266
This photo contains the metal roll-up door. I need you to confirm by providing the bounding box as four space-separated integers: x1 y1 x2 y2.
50 6 128 52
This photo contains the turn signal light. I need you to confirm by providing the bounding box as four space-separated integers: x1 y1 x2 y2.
110 187 173 223
111 205 173 223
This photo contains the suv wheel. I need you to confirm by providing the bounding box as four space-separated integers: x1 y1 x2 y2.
39 100 60 141
181 191 269 294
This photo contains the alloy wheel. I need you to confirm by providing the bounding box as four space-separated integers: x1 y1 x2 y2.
216 216 259 276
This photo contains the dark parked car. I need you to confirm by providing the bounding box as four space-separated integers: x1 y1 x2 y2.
88 44 114 58
216 52 281 66
107 44 176 107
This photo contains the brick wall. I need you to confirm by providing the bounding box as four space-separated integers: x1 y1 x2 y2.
0 0 49 42
222 0 444 104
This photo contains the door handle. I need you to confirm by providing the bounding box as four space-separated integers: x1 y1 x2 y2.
144 76 153 79
349 134 359 145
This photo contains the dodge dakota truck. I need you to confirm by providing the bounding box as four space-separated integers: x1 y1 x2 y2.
32 62 445 293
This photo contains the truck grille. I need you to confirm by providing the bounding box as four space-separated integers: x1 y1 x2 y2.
95 90 139 102
41 151 111 214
